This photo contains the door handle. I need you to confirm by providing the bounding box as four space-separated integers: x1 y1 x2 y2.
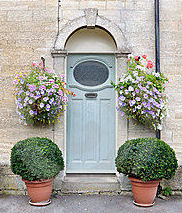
85 93 98 98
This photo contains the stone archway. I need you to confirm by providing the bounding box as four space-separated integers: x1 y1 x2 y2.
51 9 130 164
52 8 131 53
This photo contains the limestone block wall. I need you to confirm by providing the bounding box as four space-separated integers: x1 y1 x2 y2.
0 0 182 192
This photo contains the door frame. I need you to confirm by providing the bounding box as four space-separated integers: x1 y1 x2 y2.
65 53 117 173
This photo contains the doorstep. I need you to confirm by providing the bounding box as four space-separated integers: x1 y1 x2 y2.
60 174 121 194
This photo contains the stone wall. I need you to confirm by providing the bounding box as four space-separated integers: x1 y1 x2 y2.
0 0 182 192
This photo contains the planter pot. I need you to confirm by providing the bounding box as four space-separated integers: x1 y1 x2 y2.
128 177 160 207
23 178 54 206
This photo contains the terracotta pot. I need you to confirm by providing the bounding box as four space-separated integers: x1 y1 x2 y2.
23 178 54 206
128 177 160 207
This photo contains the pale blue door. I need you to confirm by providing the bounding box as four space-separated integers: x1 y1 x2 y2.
66 54 116 173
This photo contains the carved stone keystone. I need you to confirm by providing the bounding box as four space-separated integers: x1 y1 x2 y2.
84 8 98 28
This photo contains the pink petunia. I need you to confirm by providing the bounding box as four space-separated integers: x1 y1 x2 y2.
147 60 154 69
142 55 147 59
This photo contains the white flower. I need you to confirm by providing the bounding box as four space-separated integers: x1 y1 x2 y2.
128 86 134 91
128 54 133 59
133 71 138 76
29 99 33 104
157 124 162 130
24 97 29 102
136 65 144 71
120 96 125 101
155 73 160 77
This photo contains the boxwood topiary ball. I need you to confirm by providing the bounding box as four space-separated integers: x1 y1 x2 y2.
11 137 64 181
115 137 178 181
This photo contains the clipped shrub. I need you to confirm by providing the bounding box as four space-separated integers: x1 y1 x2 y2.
11 137 64 181
115 137 178 181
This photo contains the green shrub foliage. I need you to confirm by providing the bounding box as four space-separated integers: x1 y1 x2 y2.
11 137 64 181
115 137 178 181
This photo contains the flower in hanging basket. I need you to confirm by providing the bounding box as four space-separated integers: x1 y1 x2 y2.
13 62 75 125
111 54 168 130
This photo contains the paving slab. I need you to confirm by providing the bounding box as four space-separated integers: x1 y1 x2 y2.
0 194 182 213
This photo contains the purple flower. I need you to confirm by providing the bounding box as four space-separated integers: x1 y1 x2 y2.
39 76 44 80
135 89 139 93
129 100 136 107
13 79 18 85
18 90 23 95
41 90 45 95
153 87 158 92
125 90 129 95
120 86 124 89
20 78 24 84
135 97 141 101
120 96 125 101
137 105 142 109
18 103 23 109
40 103 44 108
21 114 25 119
49 98 54 104
149 98 154 103
148 111 154 115
147 103 151 110
58 90 63 96
18 98 22 102
28 84 37 92
49 79 54 83
29 99 33 104
53 84 59 88
138 84 142 89
39 85 46 90
121 111 125 116
29 110 34 115
46 104 51 111
144 94 148 99
149 91 153 96
62 96 68 103
30 93 34 97
43 97 49 102
26 91 30 96
34 111 37 115
147 81 152 85
34 95 40 100
142 101 147 107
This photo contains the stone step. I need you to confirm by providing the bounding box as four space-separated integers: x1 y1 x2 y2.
61 174 121 193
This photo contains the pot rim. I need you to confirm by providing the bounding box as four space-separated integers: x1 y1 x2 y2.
22 177 54 184
128 176 161 183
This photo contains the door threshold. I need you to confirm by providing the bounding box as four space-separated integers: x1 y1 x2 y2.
66 170 116 174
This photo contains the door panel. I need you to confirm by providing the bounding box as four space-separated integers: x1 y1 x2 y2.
66 54 116 173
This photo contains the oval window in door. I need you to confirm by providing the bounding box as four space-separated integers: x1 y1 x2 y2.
73 61 109 86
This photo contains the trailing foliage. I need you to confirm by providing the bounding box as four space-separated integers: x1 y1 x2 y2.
115 137 178 181
161 187 172 197
111 54 168 130
11 137 64 181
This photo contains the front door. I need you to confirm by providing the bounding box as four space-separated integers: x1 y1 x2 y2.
66 54 116 173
